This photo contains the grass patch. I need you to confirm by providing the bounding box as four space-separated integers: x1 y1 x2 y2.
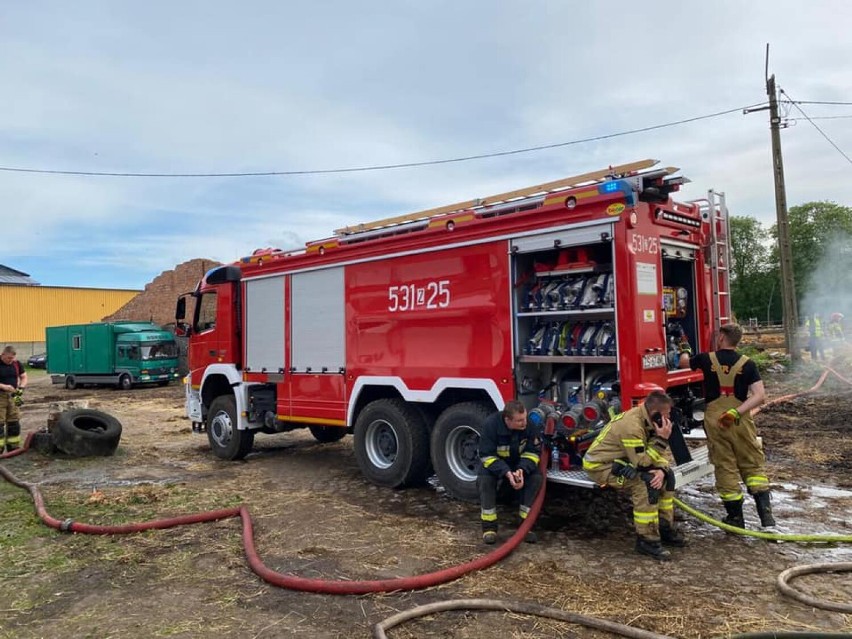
739 345 788 372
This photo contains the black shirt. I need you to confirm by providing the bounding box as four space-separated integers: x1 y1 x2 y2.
689 349 760 403
0 360 21 389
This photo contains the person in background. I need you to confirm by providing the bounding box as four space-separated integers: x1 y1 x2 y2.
681 323 774 528
582 390 685 560
0 345 28 452
477 400 542 545
828 312 845 342
805 313 826 361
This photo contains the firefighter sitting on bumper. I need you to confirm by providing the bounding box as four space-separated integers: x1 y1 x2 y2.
477 400 542 545
582 390 685 560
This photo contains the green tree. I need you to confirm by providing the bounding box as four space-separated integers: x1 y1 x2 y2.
771 201 852 316
729 216 775 323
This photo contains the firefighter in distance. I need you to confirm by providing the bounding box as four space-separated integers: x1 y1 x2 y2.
0 345 27 452
681 322 774 528
477 400 543 545
582 390 685 561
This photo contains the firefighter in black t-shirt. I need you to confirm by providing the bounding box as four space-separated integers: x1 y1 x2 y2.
681 323 775 528
0 345 27 452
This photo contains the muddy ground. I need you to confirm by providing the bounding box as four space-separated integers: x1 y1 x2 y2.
1 367 850 639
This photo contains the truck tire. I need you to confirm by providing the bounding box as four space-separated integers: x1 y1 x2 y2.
353 398 430 488
118 374 132 391
65 376 77 390
430 402 491 502
53 409 122 457
207 395 254 460
309 425 347 443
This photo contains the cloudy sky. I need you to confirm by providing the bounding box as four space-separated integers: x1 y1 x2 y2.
2 2 851 290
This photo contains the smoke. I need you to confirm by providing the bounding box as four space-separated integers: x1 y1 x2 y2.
800 231 852 323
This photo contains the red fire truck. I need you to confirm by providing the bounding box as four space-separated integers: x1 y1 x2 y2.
176 159 730 500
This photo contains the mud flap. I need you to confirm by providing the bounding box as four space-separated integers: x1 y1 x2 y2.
668 422 693 465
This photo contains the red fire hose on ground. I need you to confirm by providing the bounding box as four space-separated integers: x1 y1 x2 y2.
0 432 548 595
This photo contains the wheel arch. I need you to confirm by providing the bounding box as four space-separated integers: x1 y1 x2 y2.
199 364 245 427
347 376 504 432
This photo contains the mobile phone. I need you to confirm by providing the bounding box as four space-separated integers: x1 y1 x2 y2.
651 412 663 428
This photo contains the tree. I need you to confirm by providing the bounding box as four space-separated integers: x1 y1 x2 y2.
772 201 852 318
729 216 775 323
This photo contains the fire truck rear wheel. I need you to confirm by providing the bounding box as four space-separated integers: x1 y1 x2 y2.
353 398 430 489
207 395 255 460
430 402 491 502
309 425 348 443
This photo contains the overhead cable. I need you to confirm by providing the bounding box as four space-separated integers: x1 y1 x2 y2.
0 102 767 179
781 89 852 166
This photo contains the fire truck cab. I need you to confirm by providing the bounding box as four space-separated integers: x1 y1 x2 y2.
177 160 729 501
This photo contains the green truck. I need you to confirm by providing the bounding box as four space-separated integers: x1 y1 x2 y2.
47 321 181 390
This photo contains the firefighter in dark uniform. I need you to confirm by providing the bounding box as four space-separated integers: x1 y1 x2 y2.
582 390 685 560
477 400 542 545
681 322 773 528
0 345 27 452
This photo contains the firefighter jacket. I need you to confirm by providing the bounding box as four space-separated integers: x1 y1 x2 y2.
582 404 670 473
478 411 541 479
806 316 824 338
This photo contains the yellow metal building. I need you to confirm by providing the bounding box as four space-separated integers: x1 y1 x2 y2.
0 285 139 344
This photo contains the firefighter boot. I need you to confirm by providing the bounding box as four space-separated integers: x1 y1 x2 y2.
722 500 745 529
482 522 498 545
4 421 21 452
753 491 776 527
635 536 671 561
659 519 687 547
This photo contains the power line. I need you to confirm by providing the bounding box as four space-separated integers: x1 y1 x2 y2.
0 102 767 179
780 88 852 166
789 115 852 122
783 100 852 106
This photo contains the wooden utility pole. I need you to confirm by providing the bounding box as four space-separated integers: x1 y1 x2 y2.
747 45 799 360
766 73 800 361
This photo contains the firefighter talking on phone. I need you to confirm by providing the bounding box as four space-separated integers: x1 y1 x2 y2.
680 322 774 529
582 390 685 560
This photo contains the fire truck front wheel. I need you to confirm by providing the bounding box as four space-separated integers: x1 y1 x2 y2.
207 395 255 460
353 399 430 489
430 402 490 503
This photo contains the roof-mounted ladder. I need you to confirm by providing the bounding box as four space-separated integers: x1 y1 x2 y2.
333 158 666 238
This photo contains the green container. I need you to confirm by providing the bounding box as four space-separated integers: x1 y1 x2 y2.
46 321 181 389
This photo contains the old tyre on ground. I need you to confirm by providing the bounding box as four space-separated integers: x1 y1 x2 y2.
53 409 122 457
430 402 491 502
65 375 77 390
32 429 56 455
118 374 133 391
207 395 255 460
309 425 348 443
353 398 430 488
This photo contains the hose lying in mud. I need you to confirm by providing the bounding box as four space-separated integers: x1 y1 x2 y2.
0 432 547 595
673 497 852 543
372 597 852 639
776 563 852 613
371 598 677 639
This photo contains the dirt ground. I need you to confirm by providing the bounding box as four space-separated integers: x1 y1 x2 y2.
1 367 851 639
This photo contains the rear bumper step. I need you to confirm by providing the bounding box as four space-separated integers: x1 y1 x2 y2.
545 445 714 489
